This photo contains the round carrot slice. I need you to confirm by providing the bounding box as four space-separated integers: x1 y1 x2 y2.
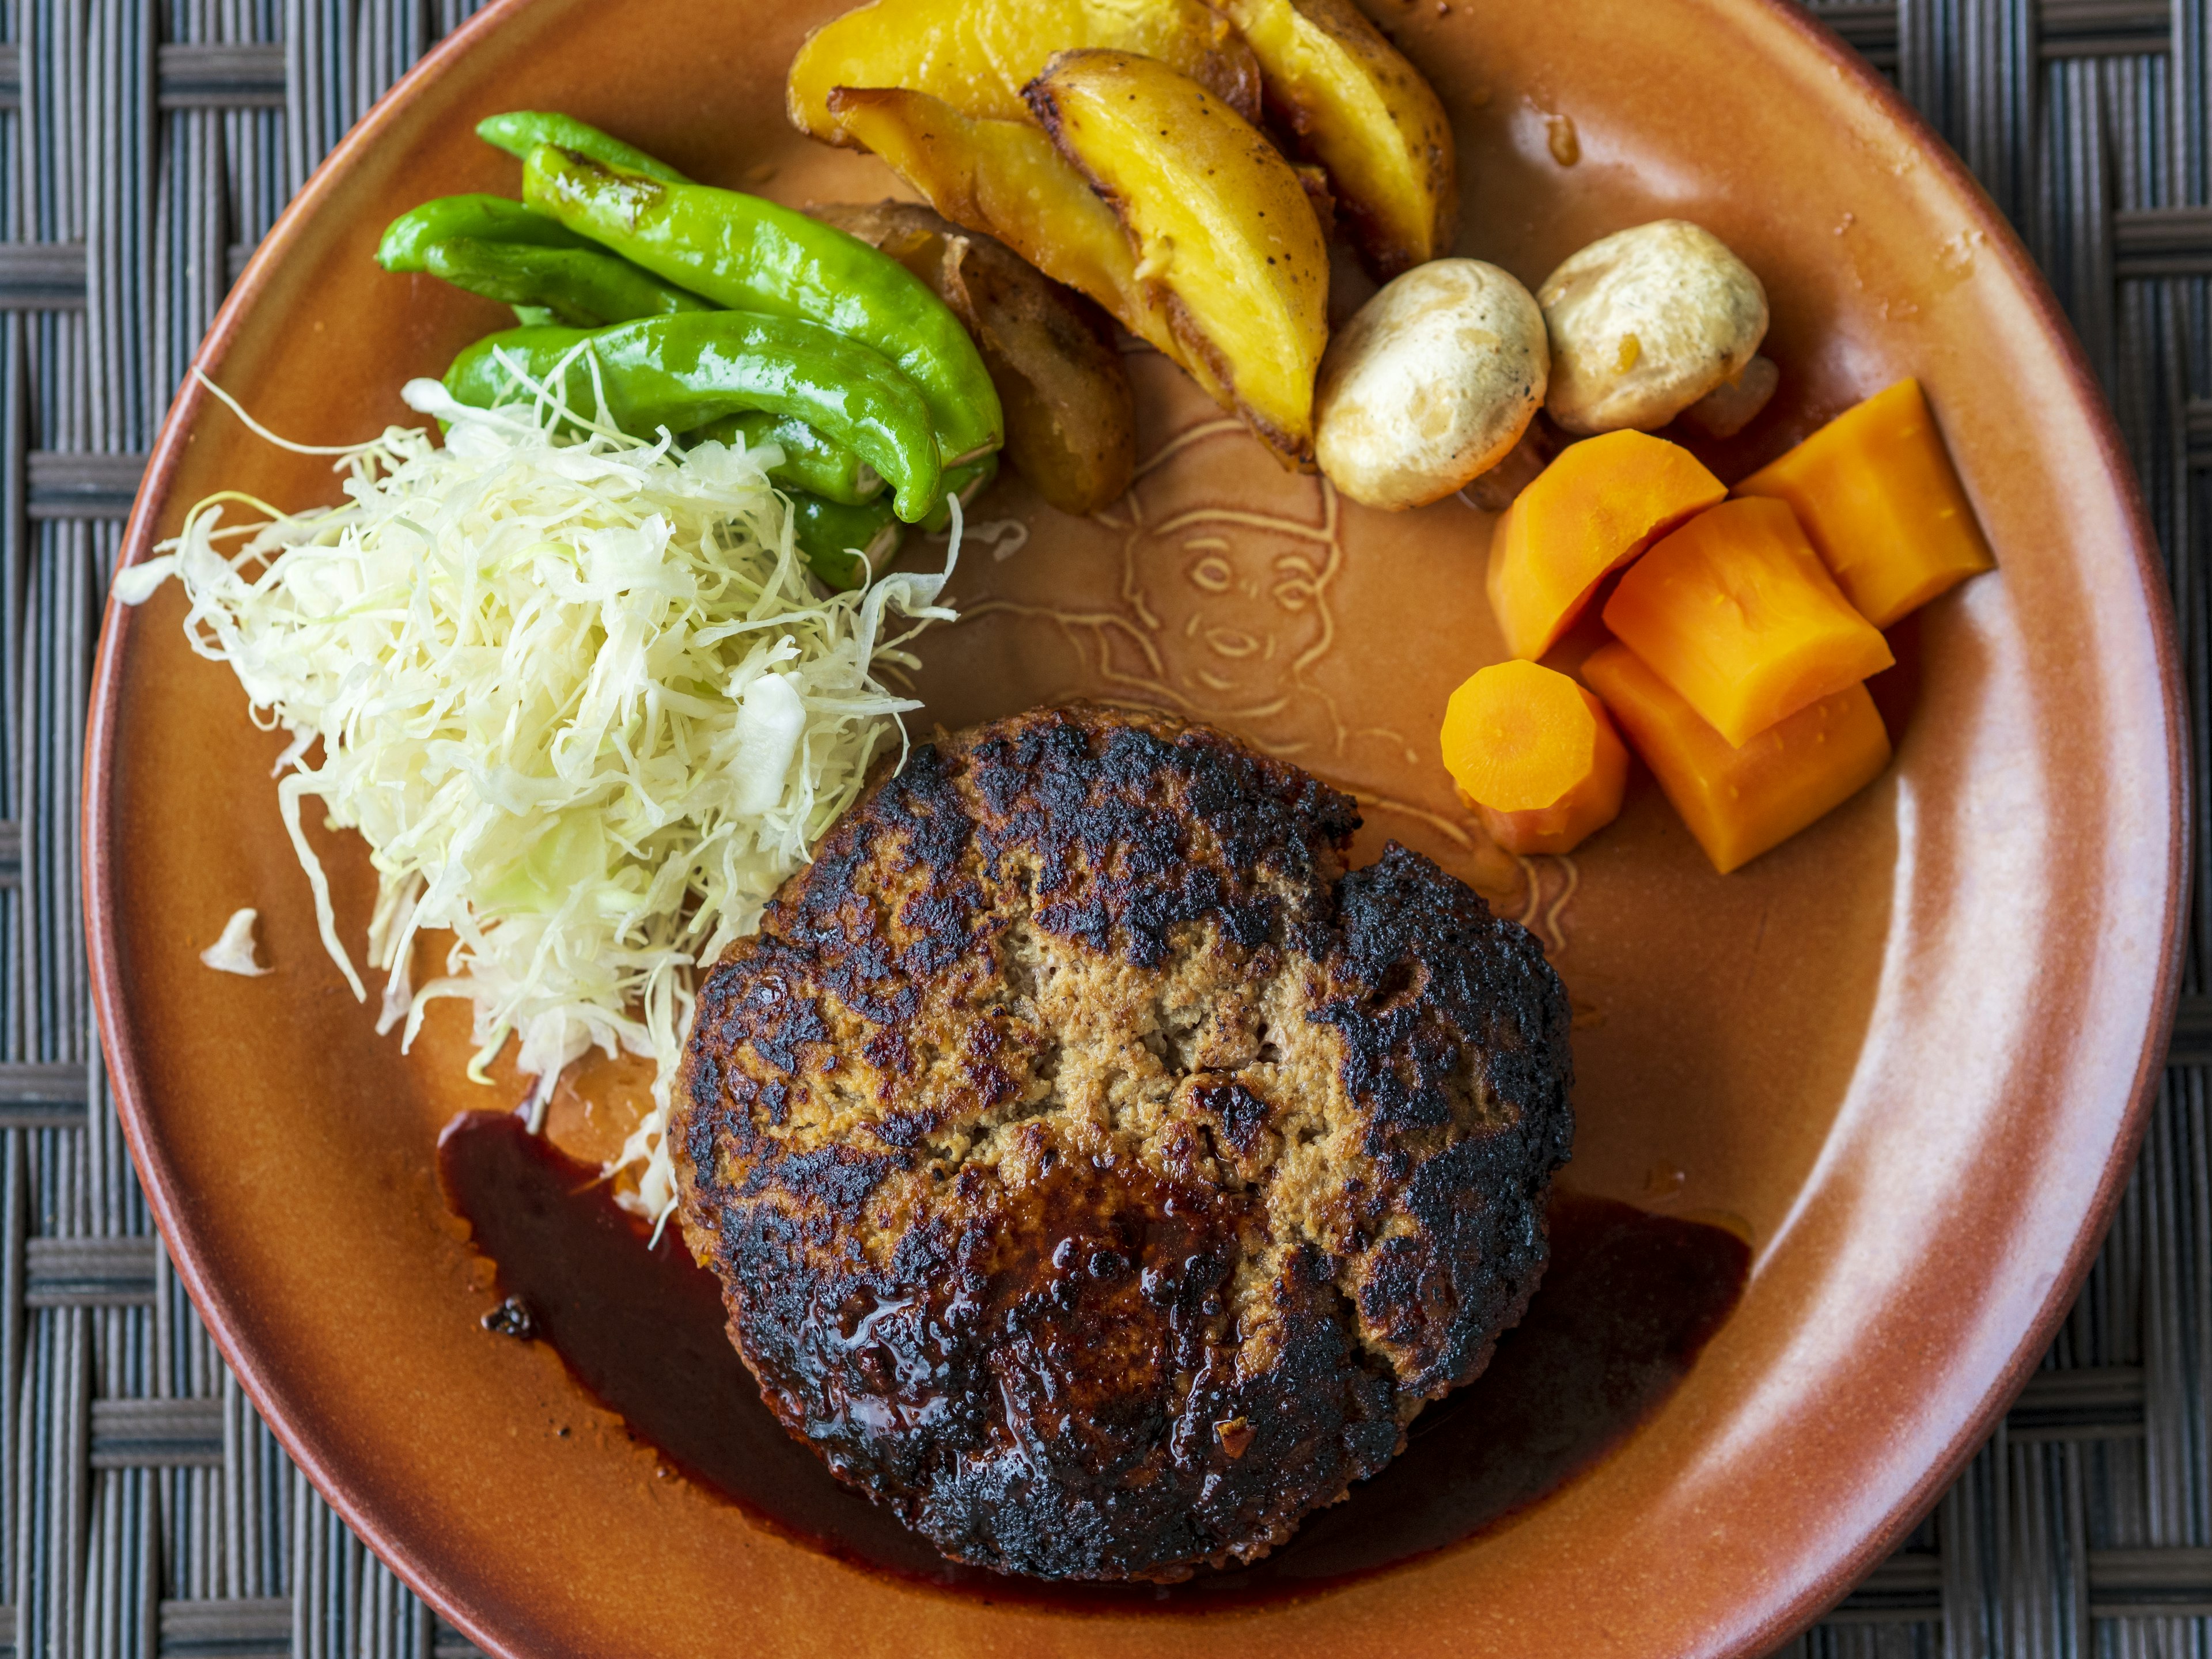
1441 658 1628 856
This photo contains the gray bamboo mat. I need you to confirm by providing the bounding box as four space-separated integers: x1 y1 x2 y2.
0 1 2200 1655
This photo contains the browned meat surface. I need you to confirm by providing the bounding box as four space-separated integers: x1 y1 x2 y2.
672 704 1574 1580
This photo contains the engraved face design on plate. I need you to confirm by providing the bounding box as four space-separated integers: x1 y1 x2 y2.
1105 415 1345 752
957 409 1351 762
937 358 1569 945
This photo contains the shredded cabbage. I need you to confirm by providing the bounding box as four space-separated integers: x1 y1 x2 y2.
199 907 271 977
123 364 960 1224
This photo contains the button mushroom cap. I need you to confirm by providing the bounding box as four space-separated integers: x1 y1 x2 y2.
1315 258 1549 512
1539 219 1768 435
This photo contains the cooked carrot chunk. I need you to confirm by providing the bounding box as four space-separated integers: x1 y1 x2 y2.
1583 641 1890 873
1484 429 1726 661
1441 659 1628 856
1601 495 1893 747
1734 378 1994 628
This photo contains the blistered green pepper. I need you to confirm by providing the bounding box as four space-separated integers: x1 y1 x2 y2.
796 456 998 587
385 190 886 500
684 410 884 506
379 194 714 327
476 111 689 184
521 146 1004 469
796 455 998 588
376 194 594 270
444 313 943 522
419 238 712 328
790 494 902 590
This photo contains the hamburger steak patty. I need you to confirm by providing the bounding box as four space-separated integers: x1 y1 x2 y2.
672 705 1574 1580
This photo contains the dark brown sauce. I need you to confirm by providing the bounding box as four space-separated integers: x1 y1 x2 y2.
437 1111 1749 1604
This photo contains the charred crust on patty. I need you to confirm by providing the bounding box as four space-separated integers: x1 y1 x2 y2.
674 704 1574 1581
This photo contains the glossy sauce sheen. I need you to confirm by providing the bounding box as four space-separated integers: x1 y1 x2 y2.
437 1111 1749 1603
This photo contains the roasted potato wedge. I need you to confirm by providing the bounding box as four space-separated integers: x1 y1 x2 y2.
942 230 1137 515
810 200 1136 515
1027 49 1330 466
789 0 1260 140
826 87 1182 361
1214 0 1456 277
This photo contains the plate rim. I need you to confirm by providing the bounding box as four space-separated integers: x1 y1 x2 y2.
80 1 2190 1653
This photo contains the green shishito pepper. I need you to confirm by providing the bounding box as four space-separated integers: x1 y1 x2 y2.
378 196 713 328
422 239 713 328
376 194 595 269
800 452 1004 588
684 410 884 506
384 198 887 505
790 494 901 591
443 313 944 522
790 454 998 589
476 111 690 184
521 146 1004 470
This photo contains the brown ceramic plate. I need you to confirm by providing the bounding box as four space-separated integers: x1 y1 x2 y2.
85 0 2183 1652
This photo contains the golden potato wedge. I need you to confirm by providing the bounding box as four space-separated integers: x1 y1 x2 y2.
789 0 1260 141
809 200 1136 515
1214 0 1456 276
826 87 1182 362
1027 49 1330 465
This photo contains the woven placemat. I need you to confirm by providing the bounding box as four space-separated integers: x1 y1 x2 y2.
3 1 2201 1654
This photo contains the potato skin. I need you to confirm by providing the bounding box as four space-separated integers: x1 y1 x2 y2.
1028 49 1331 468
811 200 1136 516
949 233 1136 514
1215 0 1457 278
1315 259 1547 511
1539 219 1768 435
788 0 1260 141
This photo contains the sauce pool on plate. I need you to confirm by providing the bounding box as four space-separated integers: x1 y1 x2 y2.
437 1109 1748 1603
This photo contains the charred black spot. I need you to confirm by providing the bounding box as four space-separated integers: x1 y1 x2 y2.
1192 1080 1271 1154
737 1143 903 1219
869 1110 935 1148
1314 843 1573 1155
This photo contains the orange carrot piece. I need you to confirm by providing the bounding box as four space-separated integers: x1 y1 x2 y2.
1734 378 1994 628
1584 641 1891 873
1601 496 1893 747
1484 430 1726 661
1441 659 1628 856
